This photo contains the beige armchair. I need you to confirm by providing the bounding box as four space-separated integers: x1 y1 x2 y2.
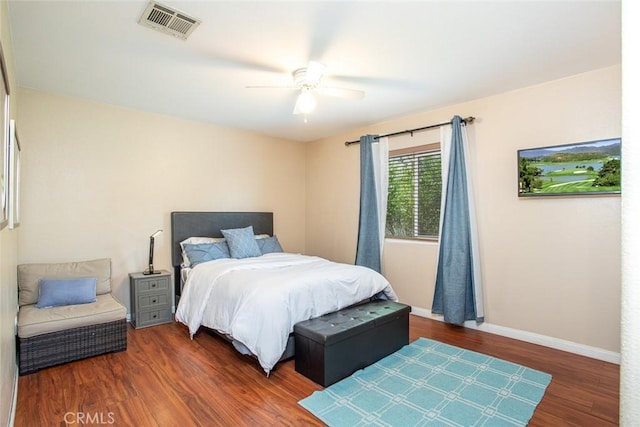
17 258 127 375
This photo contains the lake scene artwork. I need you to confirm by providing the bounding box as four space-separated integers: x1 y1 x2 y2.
518 138 621 196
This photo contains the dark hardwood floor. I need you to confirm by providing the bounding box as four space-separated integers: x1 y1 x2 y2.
15 315 619 426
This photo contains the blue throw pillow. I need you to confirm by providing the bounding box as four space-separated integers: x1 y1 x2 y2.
183 242 231 267
221 226 262 259
36 277 97 308
256 236 283 254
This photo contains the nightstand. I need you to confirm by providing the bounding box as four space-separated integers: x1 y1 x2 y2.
129 271 172 328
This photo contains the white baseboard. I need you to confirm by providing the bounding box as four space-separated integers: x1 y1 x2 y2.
9 364 18 427
410 306 621 365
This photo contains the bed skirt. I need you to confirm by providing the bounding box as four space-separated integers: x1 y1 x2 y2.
18 318 127 375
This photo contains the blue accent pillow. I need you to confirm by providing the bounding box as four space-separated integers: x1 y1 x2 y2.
183 242 231 267
221 226 262 259
256 235 283 254
36 277 97 308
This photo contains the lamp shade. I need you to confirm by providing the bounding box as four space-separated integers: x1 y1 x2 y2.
295 91 317 114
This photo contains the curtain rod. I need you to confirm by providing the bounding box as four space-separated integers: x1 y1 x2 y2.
344 116 475 146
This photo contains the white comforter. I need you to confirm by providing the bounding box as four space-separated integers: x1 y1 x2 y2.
175 253 398 374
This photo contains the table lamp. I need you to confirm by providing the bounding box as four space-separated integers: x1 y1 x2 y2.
143 229 163 275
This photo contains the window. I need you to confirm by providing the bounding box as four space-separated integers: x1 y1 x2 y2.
386 143 441 240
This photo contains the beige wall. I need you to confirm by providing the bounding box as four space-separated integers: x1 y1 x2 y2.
1 39 626 422
17 88 306 311
0 0 18 424
306 65 621 354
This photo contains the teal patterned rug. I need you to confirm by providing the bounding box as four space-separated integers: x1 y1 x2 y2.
299 338 552 426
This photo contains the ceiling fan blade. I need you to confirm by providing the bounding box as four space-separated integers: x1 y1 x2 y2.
317 86 365 100
245 85 297 90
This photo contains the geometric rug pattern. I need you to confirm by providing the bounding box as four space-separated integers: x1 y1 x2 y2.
299 338 552 426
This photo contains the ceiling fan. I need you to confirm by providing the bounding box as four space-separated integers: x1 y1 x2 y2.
246 61 365 118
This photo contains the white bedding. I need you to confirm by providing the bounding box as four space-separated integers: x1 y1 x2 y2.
175 252 398 374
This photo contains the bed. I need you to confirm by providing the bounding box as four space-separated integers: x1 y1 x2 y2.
171 211 398 374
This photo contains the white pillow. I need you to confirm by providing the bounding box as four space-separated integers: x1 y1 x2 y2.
180 237 226 267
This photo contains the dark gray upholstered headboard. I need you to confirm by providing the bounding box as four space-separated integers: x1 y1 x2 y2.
170 212 274 294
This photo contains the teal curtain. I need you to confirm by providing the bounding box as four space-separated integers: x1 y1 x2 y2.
432 116 484 324
355 135 381 272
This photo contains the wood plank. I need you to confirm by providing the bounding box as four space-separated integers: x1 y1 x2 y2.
15 315 619 426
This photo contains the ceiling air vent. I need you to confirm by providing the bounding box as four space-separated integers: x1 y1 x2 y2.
138 1 201 40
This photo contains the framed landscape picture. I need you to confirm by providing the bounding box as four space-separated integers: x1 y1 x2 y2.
9 119 20 229
518 138 621 197
0 42 10 229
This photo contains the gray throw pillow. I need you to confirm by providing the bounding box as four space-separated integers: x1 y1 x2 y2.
256 236 283 254
183 242 231 266
221 226 262 259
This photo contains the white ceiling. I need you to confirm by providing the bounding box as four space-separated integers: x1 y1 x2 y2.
7 1 621 143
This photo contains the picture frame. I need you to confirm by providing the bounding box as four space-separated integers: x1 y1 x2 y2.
9 119 20 229
518 138 621 197
0 41 10 229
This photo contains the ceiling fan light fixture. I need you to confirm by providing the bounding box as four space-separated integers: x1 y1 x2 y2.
292 61 325 89
295 90 317 114
247 60 364 118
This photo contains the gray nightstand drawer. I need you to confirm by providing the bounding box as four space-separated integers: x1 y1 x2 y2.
136 277 169 293
138 293 169 309
137 309 172 328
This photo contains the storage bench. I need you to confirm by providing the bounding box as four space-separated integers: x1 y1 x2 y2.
294 300 411 386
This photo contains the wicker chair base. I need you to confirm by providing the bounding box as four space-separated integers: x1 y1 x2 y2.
18 318 127 375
